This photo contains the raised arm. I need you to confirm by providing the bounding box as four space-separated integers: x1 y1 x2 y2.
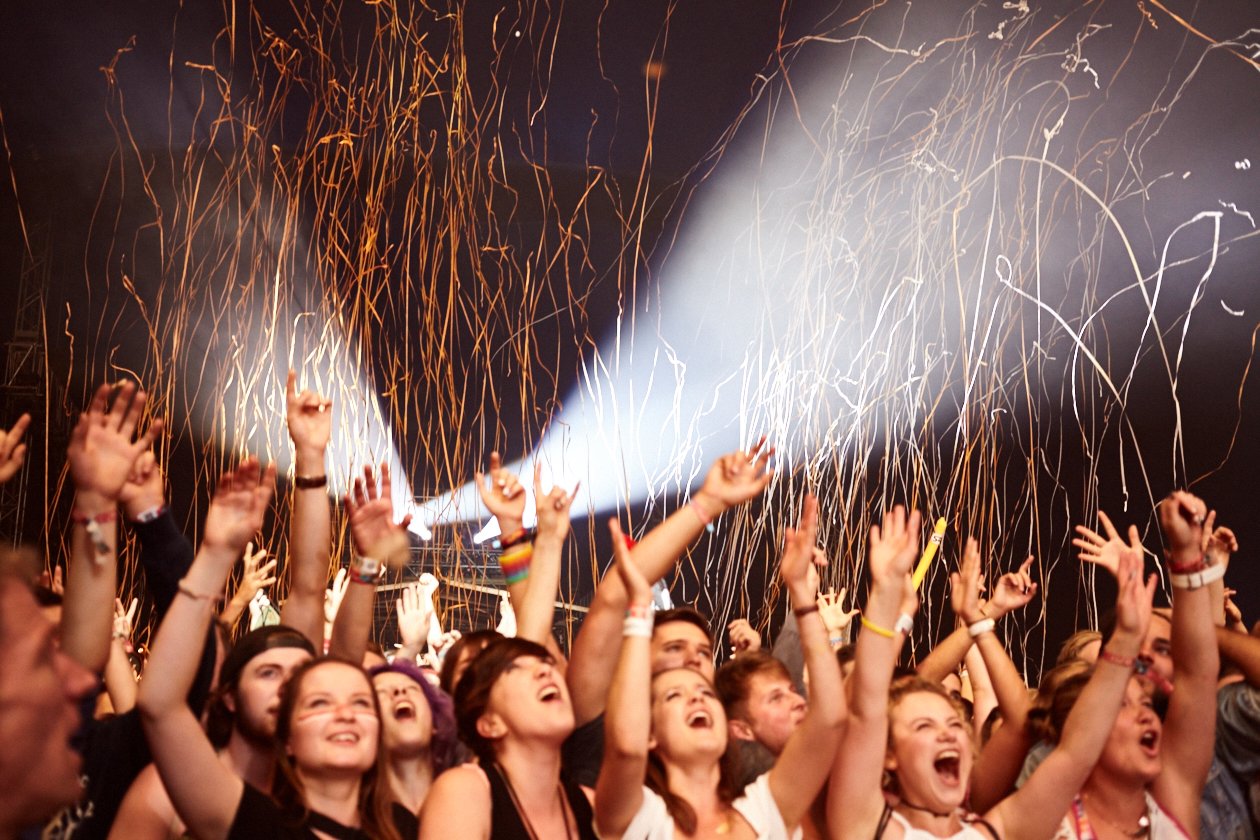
515 464 578 645
990 541 1154 840
137 458 276 840
102 596 140 714
768 494 847 829
827 506 921 840
568 441 773 724
281 370 332 647
329 463 412 662
218 542 276 635
954 543 1038 811
0 412 30 485
64 383 162 673
1150 491 1219 827
593 518 653 839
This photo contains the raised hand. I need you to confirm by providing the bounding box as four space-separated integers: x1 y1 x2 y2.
0 412 31 484
417 573 444 651
818 587 860 639
343 462 411 565
1201 511 1238 568
985 555 1038 618
694 436 775 517
395 582 435 654
868 505 922 586
950 537 987 625
1113 545 1156 647
496 591 518 637
610 517 652 607
323 567 349 626
201 457 277 556
474 451 526 528
727 618 762 656
1073 510 1142 579
239 542 277 600
119 449 166 519
534 462 580 542
113 596 139 642
1158 490 1208 564
284 370 332 454
67 383 164 505
780 493 822 603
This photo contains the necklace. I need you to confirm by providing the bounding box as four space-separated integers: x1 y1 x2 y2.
1076 794 1151 839
494 762 576 840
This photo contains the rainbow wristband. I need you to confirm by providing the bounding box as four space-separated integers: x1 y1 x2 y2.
500 543 533 584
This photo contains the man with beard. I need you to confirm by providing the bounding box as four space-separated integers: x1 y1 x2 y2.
108 626 315 839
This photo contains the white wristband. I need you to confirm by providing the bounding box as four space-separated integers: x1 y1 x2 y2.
967 618 996 638
894 613 914 636
1169 563 1226 590
623 616 654 638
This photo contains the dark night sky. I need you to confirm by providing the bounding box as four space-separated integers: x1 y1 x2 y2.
2 1 1259 669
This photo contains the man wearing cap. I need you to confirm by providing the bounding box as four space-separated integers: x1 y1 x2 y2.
109 626 315 839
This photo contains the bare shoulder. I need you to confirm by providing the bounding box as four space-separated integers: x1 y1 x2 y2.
421 763 493 838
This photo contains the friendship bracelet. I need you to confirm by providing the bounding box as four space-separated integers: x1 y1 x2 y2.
177 579 220 602
1168 553 1205 574
793 602 820 619
689 499 715 532
894 613 914 636
967 618 996 638
293 474 327 490
860 616 895 639
1170 562 1226 591
623 616 654 638
348 556 385 585
497 527 537 549
1099 648 1136 669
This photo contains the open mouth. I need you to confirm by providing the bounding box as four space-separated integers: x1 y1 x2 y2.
537 684 562 703
686 710 713 729
933 750 961 784
393 701 417 722
1139 730 1159 754
329 732 360 745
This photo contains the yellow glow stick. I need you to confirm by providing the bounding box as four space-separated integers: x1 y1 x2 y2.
912 517 948 590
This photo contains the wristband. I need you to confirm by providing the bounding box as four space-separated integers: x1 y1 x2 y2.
793 602 820 619
177 579 220 602
967 618 996 638
130 504 167 524
293 474 327 490
1169 562 1226 590
71 509 117 525
623 616 654 638
894 613 914 636
829 636 847 648
348 556 385 585
689 498 715 532
1099 648 1136 669
499 543 533 585
497 527 537 549
860 616 895 639
626 603 653 620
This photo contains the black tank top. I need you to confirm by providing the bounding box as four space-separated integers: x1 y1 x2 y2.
480 759 598 840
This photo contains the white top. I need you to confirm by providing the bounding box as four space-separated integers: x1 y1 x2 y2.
886 810 993 839
1052 792 1191 840
607 772 799 840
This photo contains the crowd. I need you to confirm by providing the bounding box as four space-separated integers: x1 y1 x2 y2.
2 376 1259 840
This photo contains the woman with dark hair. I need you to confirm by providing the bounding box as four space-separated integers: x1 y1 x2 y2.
137 459 409 840
596 495 847 839
419 636 596 839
